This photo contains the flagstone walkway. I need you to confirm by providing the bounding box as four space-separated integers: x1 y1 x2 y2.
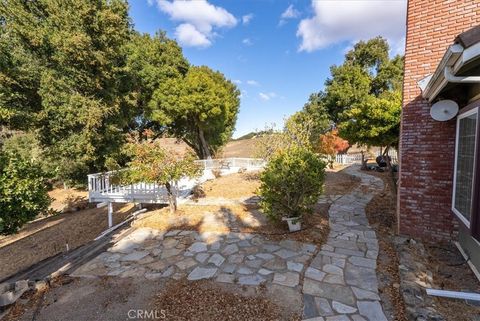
302 166 386 321
72 166 387 321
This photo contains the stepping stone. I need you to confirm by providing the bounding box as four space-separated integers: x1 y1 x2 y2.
344 263 378 292
323 274 344 285
208 254 225 267
161 248 182 259
263 244 281 252
237 267 254 275
314 297 334 317
222 264 236 274
279 240 302 251
262 257 287 271
352 287 380 300
228 254 244 264
165 230 181 236
256 253 274 260
322 264 343 275
175 258 197 270
351 315 367 321
246 259 263 268
120 251 149 262
272 272 299 287
258 268 273 275
187 242 208 253
357 300 387 321
187 267 217 280
274 249 297 259
324 315 350 321
238 275 265 286
303 279 355 306
287 261 304 272
162 266 175 277
305 267 326 282
303 294 318 319
332 301 357 314
222 244 239 255
349 256 376 269
195 253 210 263
216 273 235 283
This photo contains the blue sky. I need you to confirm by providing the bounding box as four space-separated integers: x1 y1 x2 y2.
129 0 407 138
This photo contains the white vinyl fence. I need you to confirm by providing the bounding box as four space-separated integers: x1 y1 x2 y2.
335 151 398 165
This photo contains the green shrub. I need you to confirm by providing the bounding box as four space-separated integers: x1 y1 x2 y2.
259 147 326 221
0 154 51 235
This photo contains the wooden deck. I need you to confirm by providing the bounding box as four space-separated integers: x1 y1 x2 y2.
87 158 266 205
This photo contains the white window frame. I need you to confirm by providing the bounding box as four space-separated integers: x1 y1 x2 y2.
452 107 478 228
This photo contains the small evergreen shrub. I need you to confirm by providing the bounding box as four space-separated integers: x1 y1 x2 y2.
259 147 326 221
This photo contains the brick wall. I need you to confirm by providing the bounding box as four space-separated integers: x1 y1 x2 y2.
398 0 480 241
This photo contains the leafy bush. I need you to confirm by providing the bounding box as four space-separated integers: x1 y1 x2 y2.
0 154 51 235
259 148 326 221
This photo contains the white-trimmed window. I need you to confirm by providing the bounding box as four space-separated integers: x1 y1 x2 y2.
452 107 478 227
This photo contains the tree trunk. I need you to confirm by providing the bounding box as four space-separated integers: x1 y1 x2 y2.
165 181 177 213
360 151 368 170
198 127 211 159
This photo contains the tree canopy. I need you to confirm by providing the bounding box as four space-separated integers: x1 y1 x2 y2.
0 0 133 184
151 65 240 159
321 37 404 149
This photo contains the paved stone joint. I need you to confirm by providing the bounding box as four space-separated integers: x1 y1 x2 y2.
72 228 317 290
302 166 387 321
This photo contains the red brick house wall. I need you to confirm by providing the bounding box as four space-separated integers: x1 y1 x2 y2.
398 0 480 241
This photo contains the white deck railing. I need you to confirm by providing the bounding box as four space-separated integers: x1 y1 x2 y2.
87 157 266 204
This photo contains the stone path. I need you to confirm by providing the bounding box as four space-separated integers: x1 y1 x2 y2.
72 228 317 291
302 166 386 321
72 165 386 321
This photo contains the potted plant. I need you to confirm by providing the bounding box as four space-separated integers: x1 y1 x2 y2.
258 147 326 233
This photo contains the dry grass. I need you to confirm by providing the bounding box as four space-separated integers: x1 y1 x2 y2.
0 203 134 281
198 171 261 199
134 169 360 246
154 279 297 321
48 188 88 212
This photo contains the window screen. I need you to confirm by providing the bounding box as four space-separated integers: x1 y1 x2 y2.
454 111 477 224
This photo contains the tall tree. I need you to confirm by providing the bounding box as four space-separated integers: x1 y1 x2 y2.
151 65 240 159
322 37 404 150
125 31 189 139
0 0 133 184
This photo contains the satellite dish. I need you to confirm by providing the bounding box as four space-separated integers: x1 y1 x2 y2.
430 100 459 121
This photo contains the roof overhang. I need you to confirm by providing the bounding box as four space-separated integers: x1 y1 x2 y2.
420 42 480 102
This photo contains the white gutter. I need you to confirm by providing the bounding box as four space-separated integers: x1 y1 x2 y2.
426 288 480 302
445 66 480 83
422 42 480 102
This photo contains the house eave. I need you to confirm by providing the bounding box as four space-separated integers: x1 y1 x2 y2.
421 42 480 102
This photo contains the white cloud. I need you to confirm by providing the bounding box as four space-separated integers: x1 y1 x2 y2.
154 0 237 47
232 79 242 84
175 23 211 47
259 92 277 101
242 13 253 25
247 80 260 86
279 4 300 26
242 38 253 46
297 0 407 53
281 4 300 19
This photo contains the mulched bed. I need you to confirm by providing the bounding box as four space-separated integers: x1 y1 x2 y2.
366 169 480 321
154 279 297 321
364 170 408 321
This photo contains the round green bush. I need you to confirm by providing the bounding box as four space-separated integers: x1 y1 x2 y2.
0 154 51 235
259 147 326 222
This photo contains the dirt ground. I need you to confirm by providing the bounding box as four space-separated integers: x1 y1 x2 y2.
155 279 299 321
365 170 407 321
365 169 480 321
134 169 359 246
158 137 259 158
4 274 303 321
0 202 134 281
